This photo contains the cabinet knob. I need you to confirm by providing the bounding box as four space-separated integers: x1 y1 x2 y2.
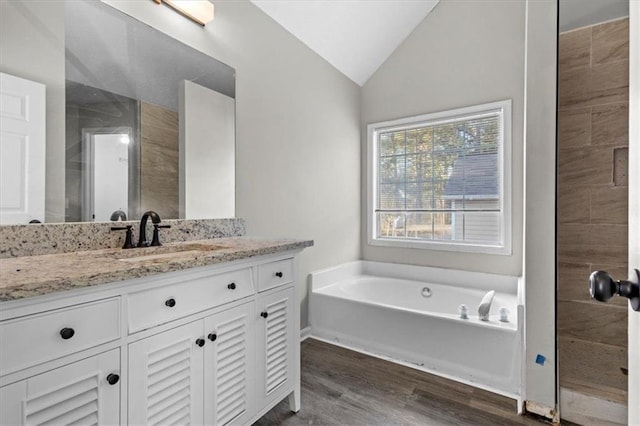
196 338 205 347
106 373 120 385
208 333 217 342
59 327 75 340
227 282 236 290
260 311 269 319
165 298 176 308
275 272 283 278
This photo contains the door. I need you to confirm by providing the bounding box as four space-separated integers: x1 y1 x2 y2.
203 302 253 425
0 72 45 224
90 133 130 221
628 1 638 422
0 349 120 425
255 286 295 412
81 128 133 222
128 321 204 425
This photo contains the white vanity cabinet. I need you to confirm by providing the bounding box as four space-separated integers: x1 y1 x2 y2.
0 252 301 425
255 286 297 413
204 302 254 425
0 349 121 425
128 320 205 424
128 301 255 426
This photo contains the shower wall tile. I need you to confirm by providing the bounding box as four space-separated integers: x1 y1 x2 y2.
559 337 627 397
592 18 629 65
558 146 613 186
559 26 591 70
141 102 179 219
558 65 592 110
557 17 629 401
558 243 627 267
590 60 629 106
557 223 589 247
558 108 591 148
557 300 627 347
558 183 590 224
557 262 590 301
591 103 629 146
590 186 628 224
589 223 628 248
613 147 629 186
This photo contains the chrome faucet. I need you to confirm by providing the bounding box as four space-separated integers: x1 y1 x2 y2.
477 290 495 321
137 211 161 247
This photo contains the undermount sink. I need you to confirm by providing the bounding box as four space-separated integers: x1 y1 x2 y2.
114 243 227 262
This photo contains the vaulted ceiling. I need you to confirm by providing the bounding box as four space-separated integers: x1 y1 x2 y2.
249 0 440 86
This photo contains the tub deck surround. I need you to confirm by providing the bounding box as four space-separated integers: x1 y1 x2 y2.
309 261 523 401
0 218 246 258
0 237 313 301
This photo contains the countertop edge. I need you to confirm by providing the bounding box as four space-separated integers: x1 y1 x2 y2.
0 238 313 303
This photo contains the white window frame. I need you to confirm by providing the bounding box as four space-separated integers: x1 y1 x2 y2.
367 100 512 255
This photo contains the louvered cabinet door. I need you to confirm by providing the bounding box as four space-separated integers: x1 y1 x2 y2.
0 349 120 425
256 286 295 411
203 302 253 425
128 321 204 425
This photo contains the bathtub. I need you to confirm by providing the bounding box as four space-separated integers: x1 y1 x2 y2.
309 261 523 399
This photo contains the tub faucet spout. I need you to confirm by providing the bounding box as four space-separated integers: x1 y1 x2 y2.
477 290 495 321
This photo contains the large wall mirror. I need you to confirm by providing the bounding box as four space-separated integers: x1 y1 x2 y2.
0 0 235 224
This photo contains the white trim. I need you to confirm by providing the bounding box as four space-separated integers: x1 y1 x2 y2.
366 99 512 255
559 15 629 35
628 1 639 423
299 326 312 342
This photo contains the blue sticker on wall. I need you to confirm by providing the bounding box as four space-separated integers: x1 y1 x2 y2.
535 354 546 365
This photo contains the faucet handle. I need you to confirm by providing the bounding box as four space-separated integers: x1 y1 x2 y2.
150 224 171 247
111 226 134 249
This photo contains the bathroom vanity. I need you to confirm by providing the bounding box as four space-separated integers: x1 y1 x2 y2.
0 234 312 425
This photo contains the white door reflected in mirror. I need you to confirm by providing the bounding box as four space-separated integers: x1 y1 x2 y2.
83 131 131 222
180 81 235 219
0 73 46 225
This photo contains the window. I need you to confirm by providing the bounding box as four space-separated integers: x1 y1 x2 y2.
367 100 511 254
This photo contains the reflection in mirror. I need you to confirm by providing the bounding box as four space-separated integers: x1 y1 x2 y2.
85 132 131 222
66 83 140 222
64 0 235 223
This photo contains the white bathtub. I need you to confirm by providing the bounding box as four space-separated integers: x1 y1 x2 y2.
309 261 523 399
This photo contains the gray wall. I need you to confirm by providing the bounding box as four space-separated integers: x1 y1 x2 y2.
361 0 526 277
361 0 557 411
103 0 362 328
0 1 65 223
560 0 629 32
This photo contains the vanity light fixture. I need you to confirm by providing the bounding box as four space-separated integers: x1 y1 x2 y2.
153 0 214 26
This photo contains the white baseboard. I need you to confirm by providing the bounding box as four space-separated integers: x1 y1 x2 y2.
300 326 312 342
560 387 627 425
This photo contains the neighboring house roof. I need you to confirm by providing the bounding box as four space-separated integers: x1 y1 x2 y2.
444 153 498 199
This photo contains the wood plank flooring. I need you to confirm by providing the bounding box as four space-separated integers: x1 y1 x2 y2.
254 339 548 426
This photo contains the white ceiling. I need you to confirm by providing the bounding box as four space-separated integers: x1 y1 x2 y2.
250 0 440 86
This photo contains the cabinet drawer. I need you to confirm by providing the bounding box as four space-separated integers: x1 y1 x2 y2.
128 267 253 333
258 258 293 292
0 298 120 376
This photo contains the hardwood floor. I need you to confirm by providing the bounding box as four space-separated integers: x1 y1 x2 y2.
254 339 548 426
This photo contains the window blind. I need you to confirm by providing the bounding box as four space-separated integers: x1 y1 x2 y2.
375 111 502 244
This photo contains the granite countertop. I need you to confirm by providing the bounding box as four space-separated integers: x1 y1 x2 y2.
0 237 313 302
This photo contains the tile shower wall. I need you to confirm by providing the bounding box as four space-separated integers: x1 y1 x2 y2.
557 18 629 402
140 101 179 219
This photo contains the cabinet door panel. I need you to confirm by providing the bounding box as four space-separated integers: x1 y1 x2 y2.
204 302 253 426
0 349 120 425
256 286 295 410
128 321 204 425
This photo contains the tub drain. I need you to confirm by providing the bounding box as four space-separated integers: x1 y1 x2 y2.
421 287 432 297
